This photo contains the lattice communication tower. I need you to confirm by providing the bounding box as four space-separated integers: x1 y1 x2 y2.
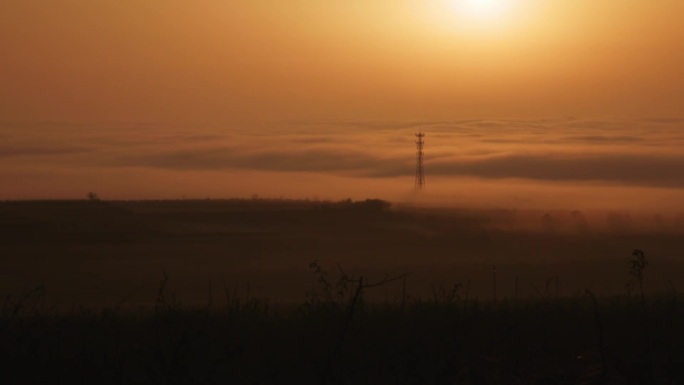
415 132 425 188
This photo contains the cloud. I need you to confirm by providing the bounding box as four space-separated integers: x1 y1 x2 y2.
426 153 684 187
3 118 684 195
108 144 684 188
0 146 90 157
566 135 642 143
635 118 684 124
120 147 390 175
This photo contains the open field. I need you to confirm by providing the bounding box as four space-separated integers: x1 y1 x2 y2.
2 270 684 384
1 199 684 306
2 199 684 383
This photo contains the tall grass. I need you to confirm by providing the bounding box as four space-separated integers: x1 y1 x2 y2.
1 253 683 384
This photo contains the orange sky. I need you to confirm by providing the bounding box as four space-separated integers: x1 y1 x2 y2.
1 0 683 122
1 1 684 209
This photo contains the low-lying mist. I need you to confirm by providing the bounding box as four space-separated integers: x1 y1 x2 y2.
2 118 684 212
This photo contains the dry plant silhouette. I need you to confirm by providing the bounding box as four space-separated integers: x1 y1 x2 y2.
1 250 683 384
1 200 684 384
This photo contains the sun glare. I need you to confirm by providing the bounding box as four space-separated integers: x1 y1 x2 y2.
456 0 510 21
417 0 527 37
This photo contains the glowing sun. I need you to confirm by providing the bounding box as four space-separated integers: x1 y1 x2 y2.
454 0 512 21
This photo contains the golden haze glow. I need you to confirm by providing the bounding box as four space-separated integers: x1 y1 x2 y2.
1 0 683 122
0 1 683 209
447 0 515 24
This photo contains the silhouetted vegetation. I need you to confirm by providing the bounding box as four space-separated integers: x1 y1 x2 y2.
2 199 684 383
2 257 684 384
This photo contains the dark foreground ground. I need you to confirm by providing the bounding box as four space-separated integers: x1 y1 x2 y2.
1 199 683 306
2 284 684 384
1 199 684 383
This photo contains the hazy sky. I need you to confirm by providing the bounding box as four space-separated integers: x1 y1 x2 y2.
2 0 683 122
1 1 683 208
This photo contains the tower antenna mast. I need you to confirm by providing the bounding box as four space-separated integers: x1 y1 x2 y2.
415 131 425 188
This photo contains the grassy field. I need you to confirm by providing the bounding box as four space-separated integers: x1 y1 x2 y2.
1 199 684 383
2 269 683 384
1 199 683 306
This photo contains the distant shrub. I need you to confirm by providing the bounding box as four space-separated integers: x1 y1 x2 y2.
353 199 391 212
87 192 100 201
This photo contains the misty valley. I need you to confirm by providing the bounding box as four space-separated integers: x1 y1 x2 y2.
2 199 684 306
1 199 684 383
